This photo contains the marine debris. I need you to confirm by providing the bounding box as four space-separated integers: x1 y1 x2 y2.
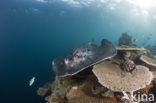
38 38 156 103
52 39 117 77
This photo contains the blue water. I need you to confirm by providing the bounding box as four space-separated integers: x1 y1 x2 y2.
1 0 156 103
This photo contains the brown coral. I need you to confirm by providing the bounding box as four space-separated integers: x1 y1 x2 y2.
45 77 73 103
45 91 68 103
116 46 147 61
37 87 49 96
92 61 153 92
140 55 156 68
121 99 133 103
67 86 116 103
122 59 135 72
116 47 146 51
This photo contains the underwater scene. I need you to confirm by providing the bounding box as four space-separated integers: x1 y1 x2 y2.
1 0 156 103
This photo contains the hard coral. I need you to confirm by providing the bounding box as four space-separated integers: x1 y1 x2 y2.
92 61 153 92
46 91 68 103
45 77 73 103
67 86 116 103
140 55 156 68
118 32 132 46
37 83 52 96
37 87 49 96
146 43 156 55
116 46 147 60
116 46 146 51
121 99 133 103
122 59 135 72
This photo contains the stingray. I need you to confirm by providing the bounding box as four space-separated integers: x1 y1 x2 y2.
52 39 117 77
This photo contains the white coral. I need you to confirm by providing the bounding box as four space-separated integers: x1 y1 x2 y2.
92 61 153 92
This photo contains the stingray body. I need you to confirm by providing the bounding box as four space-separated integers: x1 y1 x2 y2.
52 39 117 77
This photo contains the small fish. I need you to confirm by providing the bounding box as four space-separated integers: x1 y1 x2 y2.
29 77 35 86
133 38 139 42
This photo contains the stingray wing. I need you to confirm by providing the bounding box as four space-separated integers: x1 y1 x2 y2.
52 39 117 77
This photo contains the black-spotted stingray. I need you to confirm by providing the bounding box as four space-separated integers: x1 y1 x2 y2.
52 39 117 77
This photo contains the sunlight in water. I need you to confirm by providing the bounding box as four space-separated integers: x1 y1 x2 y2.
128 0 156 9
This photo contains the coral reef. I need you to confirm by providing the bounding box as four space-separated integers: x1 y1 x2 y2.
45 91 68 103
118 32 132 46
37 83 52 96
140 55 156 68
146 43 156 55
116 46 146 52
37 87 49 96
66 85 116 103
102 90 114 97
38 42 156 103
92 62 153 92
116 45 147 61
121 98 133 103
122 59 135 72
